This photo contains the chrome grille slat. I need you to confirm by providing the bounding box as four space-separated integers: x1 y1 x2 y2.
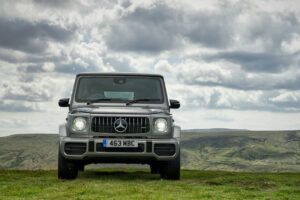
92 116 150 134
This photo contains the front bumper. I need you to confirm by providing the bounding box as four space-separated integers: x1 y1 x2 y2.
59 137 180 162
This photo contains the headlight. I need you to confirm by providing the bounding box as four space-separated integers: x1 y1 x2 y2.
154 118 168 133
72 117 87 132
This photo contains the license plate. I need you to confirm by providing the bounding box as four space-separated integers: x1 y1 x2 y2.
103 139 138 148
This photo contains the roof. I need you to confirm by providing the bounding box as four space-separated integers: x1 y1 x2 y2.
76 72 164 78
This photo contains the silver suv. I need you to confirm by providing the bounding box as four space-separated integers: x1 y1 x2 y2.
58 73 181 180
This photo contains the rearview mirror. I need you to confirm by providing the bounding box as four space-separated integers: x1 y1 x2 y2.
58 98 70 107
170 99 180 109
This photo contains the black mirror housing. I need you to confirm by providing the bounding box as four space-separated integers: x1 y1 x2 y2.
170 99 180 109
58 98 70 107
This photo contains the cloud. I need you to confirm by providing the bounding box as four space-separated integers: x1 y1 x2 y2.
174 59 300 91
182 8 235 48
2 76 55 102
54 42 114 74
104 3 182 53
33 0 79 9
103 1 251 52
103 56 133 72
168 83 300 112
203 51 294 73
0 0 300 134
244 12 300 51
104 2 238 52
0 100 38 112
154 60 173 73
0 18 76 53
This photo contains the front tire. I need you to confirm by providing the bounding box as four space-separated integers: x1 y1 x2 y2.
160 152 180 180
58 148 78 180
150 163 160 174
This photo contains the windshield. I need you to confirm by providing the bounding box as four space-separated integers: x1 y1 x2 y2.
75 76 164 103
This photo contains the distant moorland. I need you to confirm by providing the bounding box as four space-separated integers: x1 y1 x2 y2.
1 130 300 172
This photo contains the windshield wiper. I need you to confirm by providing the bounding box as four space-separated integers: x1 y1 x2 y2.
126 98 160 106
86 98 113 105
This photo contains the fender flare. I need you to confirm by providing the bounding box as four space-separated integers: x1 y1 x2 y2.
59 123 67 137
172 125 181 139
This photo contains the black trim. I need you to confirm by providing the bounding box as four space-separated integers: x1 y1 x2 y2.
88 140 94 152
146 141 152 153
76 73 164 78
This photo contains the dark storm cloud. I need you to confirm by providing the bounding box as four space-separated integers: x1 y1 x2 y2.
203 51 293 73
0 100 36 112
33 0 76 8
104 2 235 53
120 0 132 8
246 12 300 51
182 11 233 48
105 2 300 55
105 4 181 53
0 18 76 53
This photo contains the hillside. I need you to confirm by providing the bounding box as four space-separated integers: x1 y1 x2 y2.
1 130 300 172
1 168 300 199
0 134 58 169
181 130 300 172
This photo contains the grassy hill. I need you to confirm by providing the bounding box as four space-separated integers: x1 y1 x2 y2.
1 168 300 199
0 134 58 169
1 130 300 172
181 130 300 172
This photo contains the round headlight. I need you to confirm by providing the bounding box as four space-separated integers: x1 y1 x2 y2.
72 117 87 131
154 118 168 133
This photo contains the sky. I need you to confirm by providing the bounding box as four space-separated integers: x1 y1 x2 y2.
1 0 300 136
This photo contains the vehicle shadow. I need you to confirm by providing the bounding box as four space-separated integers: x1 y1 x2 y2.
79 168 160 181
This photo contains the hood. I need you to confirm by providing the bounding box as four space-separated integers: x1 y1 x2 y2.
71 106 169 115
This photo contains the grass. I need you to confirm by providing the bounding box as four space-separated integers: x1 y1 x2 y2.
1 168 300 199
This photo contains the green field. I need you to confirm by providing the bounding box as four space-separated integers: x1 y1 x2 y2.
1 168 300 199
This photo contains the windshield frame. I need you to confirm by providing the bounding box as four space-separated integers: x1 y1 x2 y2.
71 75 168 107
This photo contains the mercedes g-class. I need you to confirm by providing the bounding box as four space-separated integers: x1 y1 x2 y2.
58 73 181 179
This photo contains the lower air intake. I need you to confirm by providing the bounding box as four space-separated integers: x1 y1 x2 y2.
154 144 176 156
64 143 86 155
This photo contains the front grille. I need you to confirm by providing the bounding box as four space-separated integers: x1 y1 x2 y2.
65 143 86 155
154 144 176 156
92 116 150 134
93 136 148 139
96 143 144 152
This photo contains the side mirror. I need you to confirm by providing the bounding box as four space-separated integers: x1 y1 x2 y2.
58 98 70 107
170 99 180 109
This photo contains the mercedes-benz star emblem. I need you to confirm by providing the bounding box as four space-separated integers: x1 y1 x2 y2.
114 118 128 133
